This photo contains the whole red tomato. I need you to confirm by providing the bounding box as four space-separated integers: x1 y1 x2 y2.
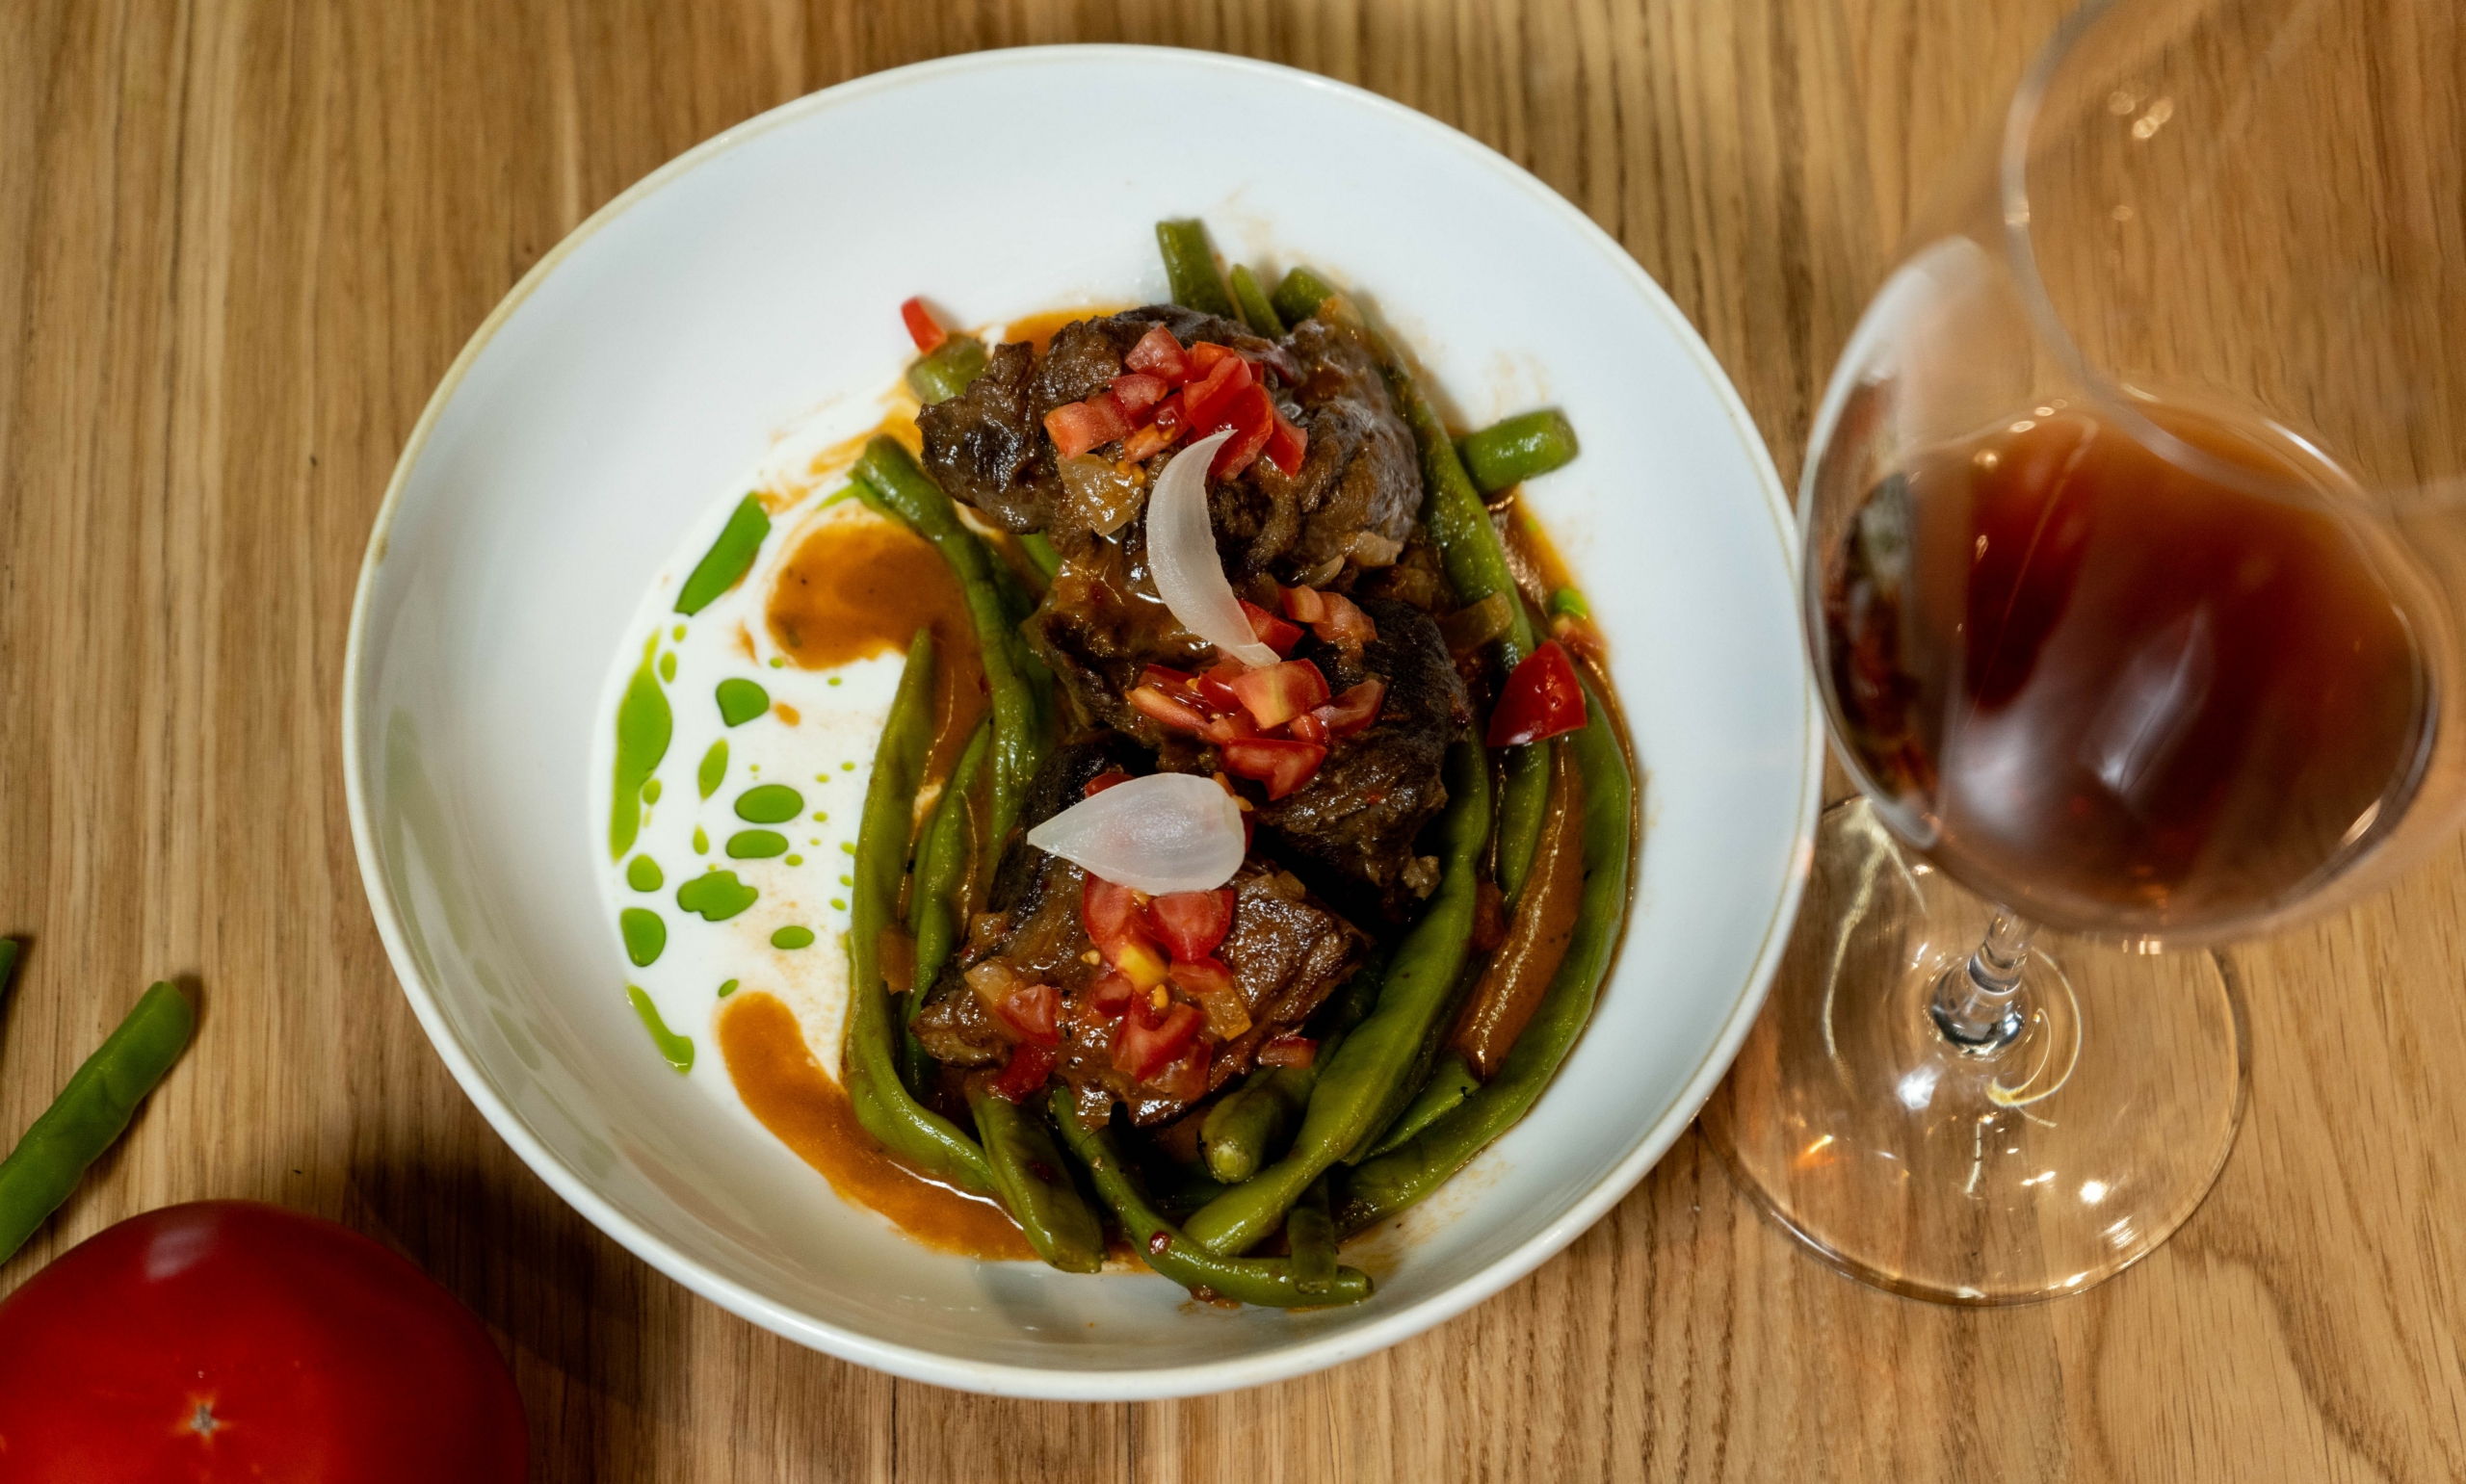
0 1201 527 1481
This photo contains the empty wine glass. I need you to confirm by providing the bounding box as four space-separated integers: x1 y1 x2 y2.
1702 0 2466 1302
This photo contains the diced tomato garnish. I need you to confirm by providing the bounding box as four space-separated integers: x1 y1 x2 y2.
1312 678 1386 739
1125 325 1194 383
1181 353 1256 430
1149 1037 1214 1102
1084 876 1150 958
1187 342 1238 374
1045 397 1134 458
1240 599 1303 656
1289 711 1330 746
900 296 947 354
1487 639 1590 748
1200 709 1259 745
986 1040 1057 1103
1152 390 1187 435
1208 386 1277 480
1312 591 1377 645
1170 957 1250 1038
1085 969 1136 1020
994 981 1062 1047
1194 659 1247 714
1084 770 1134 798
1141 664 1198 692
1112 999 1203 1081
1228 659 1331 728
1220 737 1328 799
1264 408 1308 476
1123 420 1178 462
1147 888 1236 961
1110 372 1169 418
1257 1033 1318 1069
1129 684 1211 735
1280 586 1328 623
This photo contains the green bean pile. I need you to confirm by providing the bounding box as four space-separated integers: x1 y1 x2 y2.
833 222 1630 1308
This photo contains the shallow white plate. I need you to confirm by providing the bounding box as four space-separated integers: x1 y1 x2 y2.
344 45 1819 1399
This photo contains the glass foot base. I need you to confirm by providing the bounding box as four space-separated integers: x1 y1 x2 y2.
1700 798 2248 1304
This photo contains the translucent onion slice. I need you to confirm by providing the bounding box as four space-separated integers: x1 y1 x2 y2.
1025 772 1246 895
1146 429 1281 667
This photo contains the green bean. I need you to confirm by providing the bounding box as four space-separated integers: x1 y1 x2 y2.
1288 1177 1338 1297
851 437 1051 852
1141 1160 1231 1217
1018 532 1062 586
1155 220 1240 321
967 1083 1105 1273
1337 682 1632 1237
903 719 991 1093
0 980 195 1264
1359 1052 1480 1160
1052 1094 1370 1308
1229 264 1285 337
1270 267 1340 327
1456 409 1582 494
1548 586 1589 620
906 337 990 404
1181 734 1490 1256
1199 1064 1311 1185
842 631 997 1195
1363 322 1553 901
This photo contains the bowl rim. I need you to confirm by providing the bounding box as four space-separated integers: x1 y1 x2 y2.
341 41 1822 1400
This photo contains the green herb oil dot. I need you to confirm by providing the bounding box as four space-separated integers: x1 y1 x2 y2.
771 925 815 950
672 624 688 641
697 740 728 799
784 854 802 866
827 676 842 687
829 898 847 911
627 985 695 1073
626 856 664 892
716 678 770 728
641 779 662 804
769 657 786 668
734 783 804 823
718 978 740 998
619 908 667 967
676 870 758 922
693 825 709 854
609 636 671 860
726 829 788 859
659 652 676 683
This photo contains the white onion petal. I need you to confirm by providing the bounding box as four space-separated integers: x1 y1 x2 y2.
1025 772 1246 894
1146 429 1281 666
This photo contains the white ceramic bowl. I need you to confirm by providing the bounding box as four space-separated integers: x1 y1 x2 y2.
344 45 1819 1399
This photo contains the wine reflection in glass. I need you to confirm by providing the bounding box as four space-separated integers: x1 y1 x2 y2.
1702 0 2466 1301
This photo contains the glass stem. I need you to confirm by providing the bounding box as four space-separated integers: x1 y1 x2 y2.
1929 906 2034 1052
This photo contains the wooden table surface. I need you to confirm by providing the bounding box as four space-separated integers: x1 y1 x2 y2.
6 1 2462 1478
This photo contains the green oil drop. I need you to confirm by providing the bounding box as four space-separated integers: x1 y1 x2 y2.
716 678 770 727
694 825 710 853
609 636 671 860
627 985 695 1073
718 978 740 998
676 870 759 922
734 784 804 823
726 829 788 859
626 856 664 892
674 495 771 616
619 908 667 968
771 925 815 950
641 778 662 804
697 740 728 799
783 854 802 866
659 652 676 683
672 624 688 641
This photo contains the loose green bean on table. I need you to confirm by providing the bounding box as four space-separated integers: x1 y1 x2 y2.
1053 1094 1371 1308
1180 733 1491 1258
0 979 195 1265
969 1083 1105 1273
1337 682 1633 1236
842 631 997 1196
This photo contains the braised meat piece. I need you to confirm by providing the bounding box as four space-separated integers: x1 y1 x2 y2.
909 737 1370 1127
917 306 1419 587
917 306 1272 540
1254 598 1472 924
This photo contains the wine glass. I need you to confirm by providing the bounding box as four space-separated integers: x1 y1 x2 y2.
1701 0 2466 1302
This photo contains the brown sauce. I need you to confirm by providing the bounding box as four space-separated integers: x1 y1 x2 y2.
717 991 1032 1260
767 508 986 784
1001 303 1129 357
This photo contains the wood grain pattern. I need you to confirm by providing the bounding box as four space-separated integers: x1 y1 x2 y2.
4 1 2461 1479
